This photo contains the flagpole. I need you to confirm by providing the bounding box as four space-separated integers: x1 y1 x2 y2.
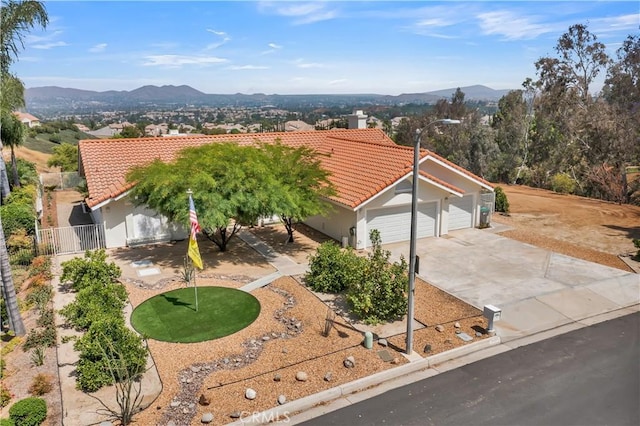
187 189 200 312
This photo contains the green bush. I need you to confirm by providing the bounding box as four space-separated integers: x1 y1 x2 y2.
0 418 14 426
60 249 121 291
60 282 127 330
0 357 5 379
0 202 36 236
551 172 576 194
494 186 510 213
26 286 53 313
346 230 408 325
23 326 56 352
74 318 147 392
633 239 640 261
8 397 47 426
305 242 364 293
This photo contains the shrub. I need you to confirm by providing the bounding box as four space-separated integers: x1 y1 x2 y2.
494 186 510 213
60 282 127 330
36 308 55 328
23 326 56 352
28 257 52 280
633 239 640 261
26 286 53 313
30 346 46 367
0 386 11 408
551 172 576 194
60 249 121 291
0 203 36 236
28 374 53 396
0 357 5 378
305 242 364 293
8 397 47 426
74 318 147 392
346 230 408 325
0 418 13 426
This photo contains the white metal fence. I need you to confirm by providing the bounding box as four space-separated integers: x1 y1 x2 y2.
40 172 84 190
36 224 106 256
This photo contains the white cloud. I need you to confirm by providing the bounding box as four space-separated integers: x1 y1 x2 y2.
258 1 338 25
590 14 640 34
89 43 107 53
328 79 347 86
268 43 282 49
228 65 269 70
296 62 325 69
32 41 68 50
477 11 553 40
205 28 231 50
143 55 228 67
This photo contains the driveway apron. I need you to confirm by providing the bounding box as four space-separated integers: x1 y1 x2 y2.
384 228 639 340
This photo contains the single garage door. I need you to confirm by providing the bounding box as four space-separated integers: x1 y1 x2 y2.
366 202 437 246
448 194 474 231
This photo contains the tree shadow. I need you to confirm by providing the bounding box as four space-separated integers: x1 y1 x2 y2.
603 224 640 243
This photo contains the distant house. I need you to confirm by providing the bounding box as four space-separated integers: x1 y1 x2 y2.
78 125 493 250
284 120 314 132
13 112 40 128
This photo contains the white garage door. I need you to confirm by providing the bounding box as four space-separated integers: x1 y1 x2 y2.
448 195 474 231
366 202 437 246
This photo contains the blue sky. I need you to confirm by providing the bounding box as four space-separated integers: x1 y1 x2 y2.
12 1 639 95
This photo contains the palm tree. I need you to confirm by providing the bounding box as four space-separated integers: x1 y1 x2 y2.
0 0 48 336
1 110 25 188
0 0 48 76
0 214 26 335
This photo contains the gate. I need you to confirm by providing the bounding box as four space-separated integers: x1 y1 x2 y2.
37 224 106 256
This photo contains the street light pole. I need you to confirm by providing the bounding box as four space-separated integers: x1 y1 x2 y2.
406 118 460 355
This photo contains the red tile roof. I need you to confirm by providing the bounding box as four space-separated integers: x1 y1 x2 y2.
79 128 487 210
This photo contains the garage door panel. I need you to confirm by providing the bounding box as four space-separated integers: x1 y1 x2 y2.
449 195 473 230
366 202 437 246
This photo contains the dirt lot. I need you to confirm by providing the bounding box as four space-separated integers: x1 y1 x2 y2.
493 185 640 272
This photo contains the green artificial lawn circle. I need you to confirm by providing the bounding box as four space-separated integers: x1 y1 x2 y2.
130 286 261 343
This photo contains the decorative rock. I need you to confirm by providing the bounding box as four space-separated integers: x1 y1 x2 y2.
435 325 445 332
423 344 432 353
476 332 483 337
444 338 453 344
188 403 195 409
274 374 281 382
223 358 230 364
99 422 113 426
183 408 189 414
391 357 400 365
170 400 181 408
166 421 176 426
282 348 288 354
323 372 333 382
454 322 461 328
230 412 241 419
201 412 214 424
191 366 201 373
378 338 388 347
295 371 308 382
343 356 356 368
245 388 257 400
262 335 270 341
455 329 462 334
199 394 210 406
277 395 287 405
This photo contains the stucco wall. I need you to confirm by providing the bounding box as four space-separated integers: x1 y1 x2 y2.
305 203 356 247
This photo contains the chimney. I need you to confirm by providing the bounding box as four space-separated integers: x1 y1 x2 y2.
347 110 367 129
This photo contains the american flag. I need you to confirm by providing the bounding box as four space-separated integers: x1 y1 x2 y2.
189 195 201 238
187 192 203 269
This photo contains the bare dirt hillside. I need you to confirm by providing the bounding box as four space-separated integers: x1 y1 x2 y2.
2 146 54 173
493 185 640 271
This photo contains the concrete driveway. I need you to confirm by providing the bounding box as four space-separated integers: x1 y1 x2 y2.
384 226 640 341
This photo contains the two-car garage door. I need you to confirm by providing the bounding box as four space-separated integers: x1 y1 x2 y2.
366 202 437 246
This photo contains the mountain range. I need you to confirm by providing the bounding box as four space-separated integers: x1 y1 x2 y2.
24 84 512 112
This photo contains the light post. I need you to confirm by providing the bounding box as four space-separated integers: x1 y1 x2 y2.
406 118 460 355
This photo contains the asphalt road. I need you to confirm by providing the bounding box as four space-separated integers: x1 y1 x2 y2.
300 312 639 426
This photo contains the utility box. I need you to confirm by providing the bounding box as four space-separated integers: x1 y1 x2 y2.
479 205 491 228
483 304 501 333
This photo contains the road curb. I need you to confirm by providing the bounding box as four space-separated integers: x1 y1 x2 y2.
226 336 501 425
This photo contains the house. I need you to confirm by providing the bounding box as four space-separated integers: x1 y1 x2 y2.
13 111 40 128
78 128 493 249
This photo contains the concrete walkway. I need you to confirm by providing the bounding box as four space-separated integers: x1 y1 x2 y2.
384 226 639 341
